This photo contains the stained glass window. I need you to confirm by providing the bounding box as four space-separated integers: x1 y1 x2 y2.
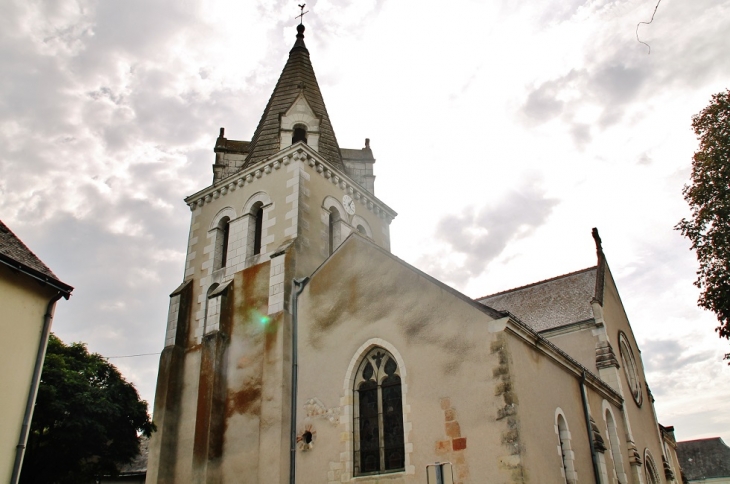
353 348 404 475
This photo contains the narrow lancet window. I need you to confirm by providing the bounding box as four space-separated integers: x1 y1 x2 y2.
253 205 263 255
215 217 230 270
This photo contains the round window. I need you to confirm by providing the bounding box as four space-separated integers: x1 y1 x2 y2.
618 332 643 406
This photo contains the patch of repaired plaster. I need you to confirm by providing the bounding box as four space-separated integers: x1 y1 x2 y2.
304 397 341 425
435 398 470 484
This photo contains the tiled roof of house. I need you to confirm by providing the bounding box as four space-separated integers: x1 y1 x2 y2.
243 24 344 172
677 438 730 480
476 267 597 332
118 437 149 475
0 220 72 294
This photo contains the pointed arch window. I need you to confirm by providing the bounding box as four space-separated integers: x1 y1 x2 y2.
354 348 404 476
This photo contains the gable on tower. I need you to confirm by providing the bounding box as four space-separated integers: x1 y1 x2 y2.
280 93 321 151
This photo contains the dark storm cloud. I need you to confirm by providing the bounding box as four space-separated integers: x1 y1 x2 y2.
419 185 559 286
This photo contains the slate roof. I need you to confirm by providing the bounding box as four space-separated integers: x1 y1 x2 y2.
215 137 250 155
243 24 344 172
341 147 375 162
0 220 72 295
476 267 597 332
677 438 730 480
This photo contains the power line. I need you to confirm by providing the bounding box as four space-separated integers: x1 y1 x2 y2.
105 352 161 359
636 0 663 54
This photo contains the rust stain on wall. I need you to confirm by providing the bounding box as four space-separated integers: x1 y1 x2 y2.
226 382 262 417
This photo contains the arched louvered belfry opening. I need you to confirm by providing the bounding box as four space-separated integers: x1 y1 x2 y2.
215 217 230 269
292 124 307 144
328 207 341 255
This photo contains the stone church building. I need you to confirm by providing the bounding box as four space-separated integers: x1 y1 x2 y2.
145 23 682 484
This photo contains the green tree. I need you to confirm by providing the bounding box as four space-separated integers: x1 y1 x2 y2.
20 334 155 484
676 89 730 359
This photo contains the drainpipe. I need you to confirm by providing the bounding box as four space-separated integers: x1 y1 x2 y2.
290 277 309 484
11 292 63 484
580 370 602 484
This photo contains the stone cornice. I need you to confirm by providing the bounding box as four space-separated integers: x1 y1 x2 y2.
184 143 397 223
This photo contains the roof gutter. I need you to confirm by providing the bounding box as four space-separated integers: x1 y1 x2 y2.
11 292 63 484
0 255 73 298
580 370 602 484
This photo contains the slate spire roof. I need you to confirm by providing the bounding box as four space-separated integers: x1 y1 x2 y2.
243 24 345 171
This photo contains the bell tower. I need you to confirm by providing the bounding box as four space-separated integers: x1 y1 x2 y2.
145 22 396 484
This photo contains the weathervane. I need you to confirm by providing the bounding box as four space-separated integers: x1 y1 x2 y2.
296 4 308 25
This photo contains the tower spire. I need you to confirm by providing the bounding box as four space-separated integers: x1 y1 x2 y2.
242 21 344 171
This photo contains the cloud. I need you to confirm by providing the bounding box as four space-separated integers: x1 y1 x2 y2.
417 184 559 286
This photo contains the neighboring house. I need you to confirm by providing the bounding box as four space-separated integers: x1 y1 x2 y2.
677 438 730 483
145 22 681 483
100 438 149 484
0 220 73 484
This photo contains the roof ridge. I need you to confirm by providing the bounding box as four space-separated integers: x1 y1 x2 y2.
476 266 597 300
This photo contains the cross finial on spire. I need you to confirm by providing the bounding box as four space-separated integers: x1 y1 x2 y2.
296 4 308 25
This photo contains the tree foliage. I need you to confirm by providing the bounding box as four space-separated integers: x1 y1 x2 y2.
676 89 730 358
20 334 155 484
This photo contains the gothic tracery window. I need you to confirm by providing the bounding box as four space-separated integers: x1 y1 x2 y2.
354 348 404 476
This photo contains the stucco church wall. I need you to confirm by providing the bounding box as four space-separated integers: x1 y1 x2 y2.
545 325 600 374
510 330 626 484
601 266 668 478
296 236 518 484
0 264 56 483
293 158 391 279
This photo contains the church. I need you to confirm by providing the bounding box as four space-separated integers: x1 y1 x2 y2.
145 21 682 484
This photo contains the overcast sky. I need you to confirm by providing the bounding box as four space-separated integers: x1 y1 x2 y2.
2 0 729 444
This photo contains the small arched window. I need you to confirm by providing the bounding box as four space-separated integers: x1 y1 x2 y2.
328 207 341 255
292 124 307 144
618 332 643 406
215 217 230 269
357 224 367 235
605 408 627 483
645 450 661 484
354 347 404 476
556 413 577 483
